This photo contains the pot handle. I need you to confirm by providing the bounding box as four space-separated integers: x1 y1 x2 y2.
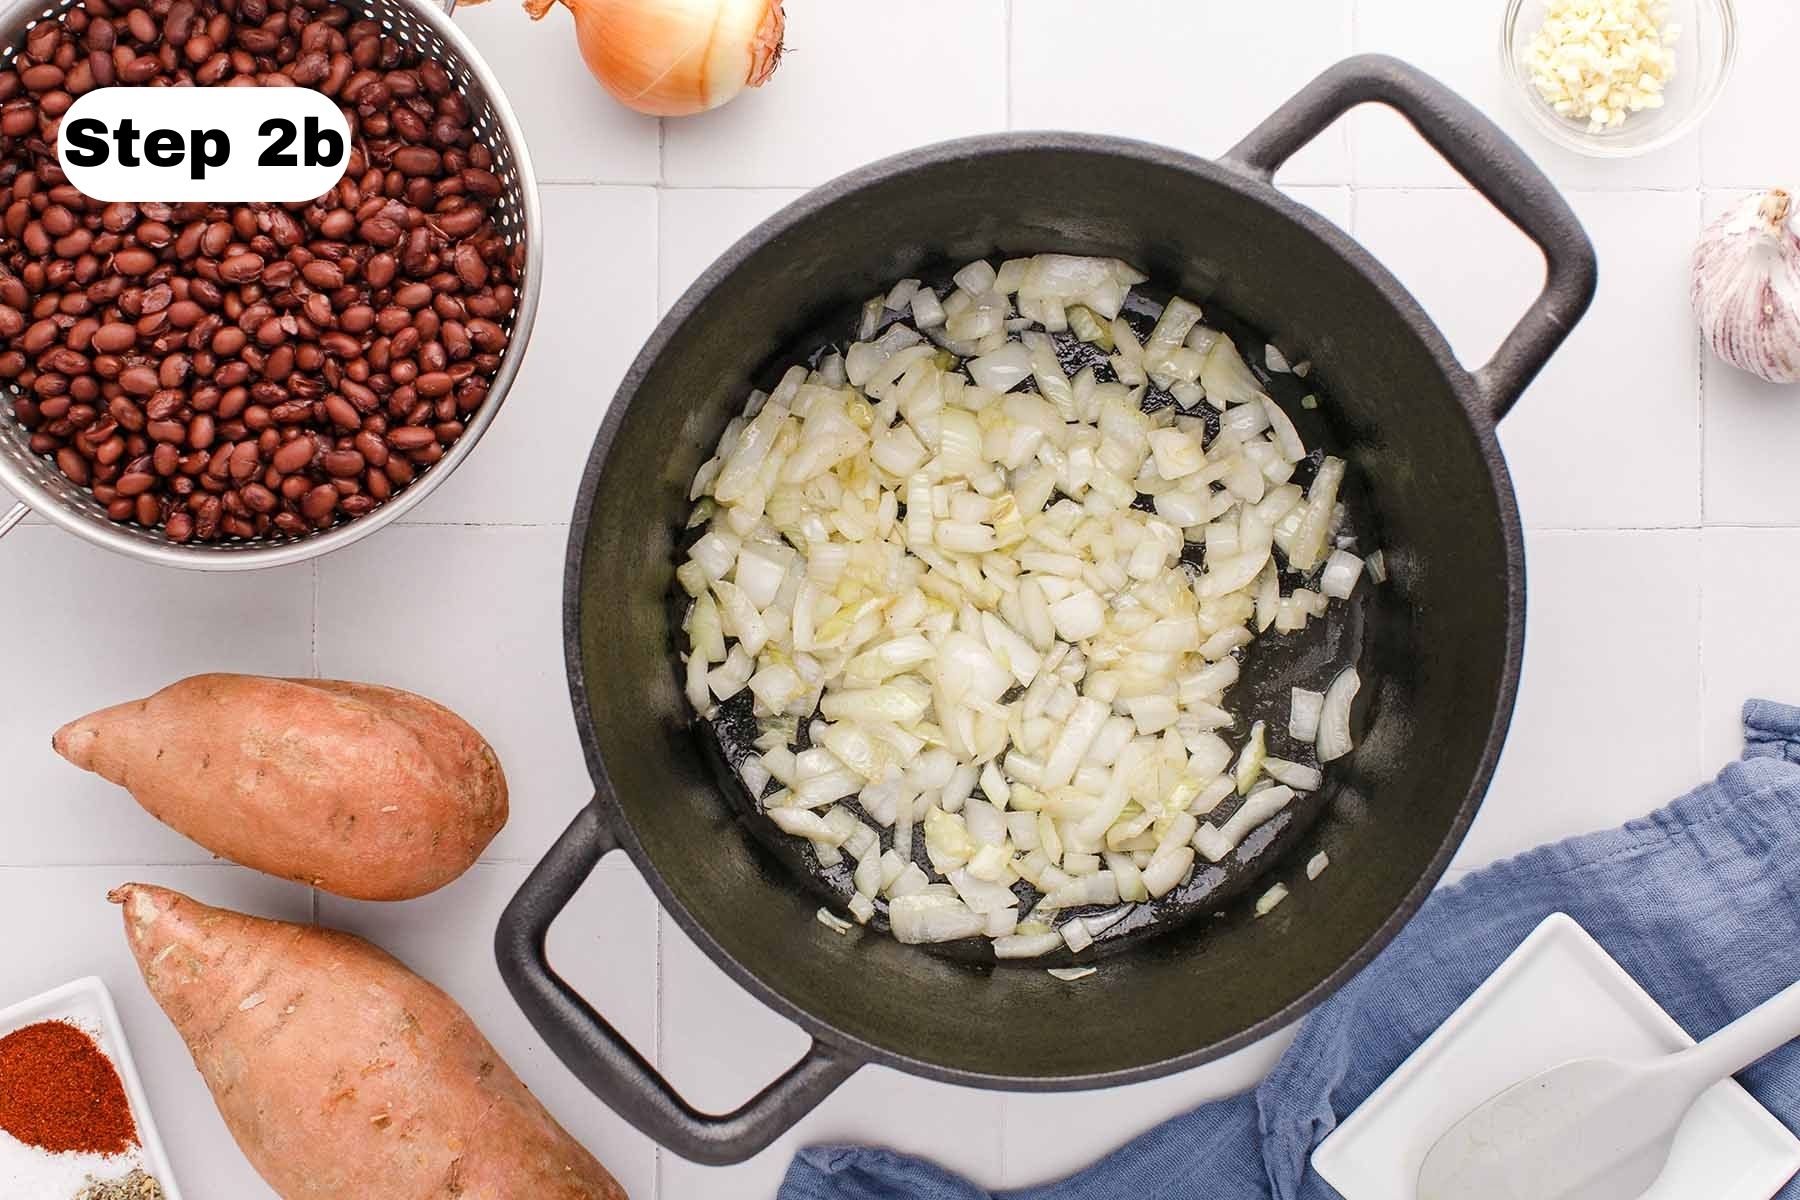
1226 54 1597 424
496 800 861 1165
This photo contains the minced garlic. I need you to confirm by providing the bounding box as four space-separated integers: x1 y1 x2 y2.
1526 0 1679 132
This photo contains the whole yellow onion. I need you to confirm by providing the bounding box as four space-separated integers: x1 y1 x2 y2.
524 0 786 118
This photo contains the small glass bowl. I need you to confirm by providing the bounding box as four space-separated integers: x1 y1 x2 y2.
1500 0 1736 158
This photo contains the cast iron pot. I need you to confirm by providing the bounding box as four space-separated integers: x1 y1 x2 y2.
496 54 1597 1166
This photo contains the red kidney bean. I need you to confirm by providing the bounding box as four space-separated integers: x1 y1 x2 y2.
217 252 265 283
0 2 518 544
385 425 435 451
300 482 337 521
112 247 157 275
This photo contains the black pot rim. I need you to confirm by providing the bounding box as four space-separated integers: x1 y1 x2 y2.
559 130 1526 1091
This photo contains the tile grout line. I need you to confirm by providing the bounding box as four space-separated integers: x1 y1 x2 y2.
306 550 321 935
1002 0 1013 129
996 1091 1008 1186
1694 190 1709 783
652 912 665 1200
1345 0 1358 189
1696 197 1709 533
309 558 320 677
653 109 666 1200
654 189 665 317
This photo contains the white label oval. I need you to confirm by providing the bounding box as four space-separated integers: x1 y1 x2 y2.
56 86 350 202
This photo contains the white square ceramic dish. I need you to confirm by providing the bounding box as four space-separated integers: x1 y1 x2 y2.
1312 912 1800 1199
0 976 182 1200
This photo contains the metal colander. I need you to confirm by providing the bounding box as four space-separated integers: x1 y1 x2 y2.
0 0 542 569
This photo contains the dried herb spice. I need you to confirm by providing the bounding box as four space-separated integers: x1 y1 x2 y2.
72 1169 164 1200
0 1020 138 1155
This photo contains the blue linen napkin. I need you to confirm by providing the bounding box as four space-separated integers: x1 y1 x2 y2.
780 699 1800 1200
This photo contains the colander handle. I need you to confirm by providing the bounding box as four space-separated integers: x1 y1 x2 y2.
1226 53 1597 425
496 800 861 1166
0 502 27 538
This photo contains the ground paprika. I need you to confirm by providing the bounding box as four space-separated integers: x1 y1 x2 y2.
0 1020 138 1156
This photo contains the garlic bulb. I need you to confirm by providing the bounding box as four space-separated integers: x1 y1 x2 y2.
524 0 786 118
1692 189 1800 384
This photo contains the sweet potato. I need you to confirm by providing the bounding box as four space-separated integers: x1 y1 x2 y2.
111 883 625 1200
55 674 506 900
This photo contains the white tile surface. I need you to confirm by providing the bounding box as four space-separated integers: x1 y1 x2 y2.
1353 188 1702 529
1701 529 1800 767
1 527 314 866
315 524 585 864
1352 186 1543 373
998 1032 1296 1188
1703 359 1800 526
1282 184 1355 235
1010 0 1351 185
660 0 1008 188
0 866 311 1200
1699 0 1800 188
1510 191 1702 529
402 185 658 526
1350 0 1701 191
8 1 1798 1195
656 913 1005 1199
1455 530 1705 867
658 188 808 315
455 2 660 184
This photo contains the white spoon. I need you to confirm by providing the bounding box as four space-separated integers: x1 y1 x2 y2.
1416 977 1800 1200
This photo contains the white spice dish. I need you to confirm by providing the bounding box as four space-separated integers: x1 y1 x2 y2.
1499 0 1736 157
1311 914 1800 1199
0 977 182 1200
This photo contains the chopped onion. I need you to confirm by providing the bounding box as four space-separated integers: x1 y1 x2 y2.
949 867 1019 914
678 258 1367 960
1320 549 1363 600
1317 667 1360 763
1260 397 1306 464
1141 847 1195 898
1199 336 1266 409
1048 589 1106 642
994 930 1064 959
910 288 946 330
1047 966 1098 981
1060 919 1094 953
816 907 854 934
1290 687 1324 742
1044 871 1119 910
954 259 998 296
890 893 986 943
1286 456 1345 572
1193 785 1295 863
1263 757 1323 791
1306 851 1330 879
1254 882 1289 916
968 342 1034 393
1233 720 1266 795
